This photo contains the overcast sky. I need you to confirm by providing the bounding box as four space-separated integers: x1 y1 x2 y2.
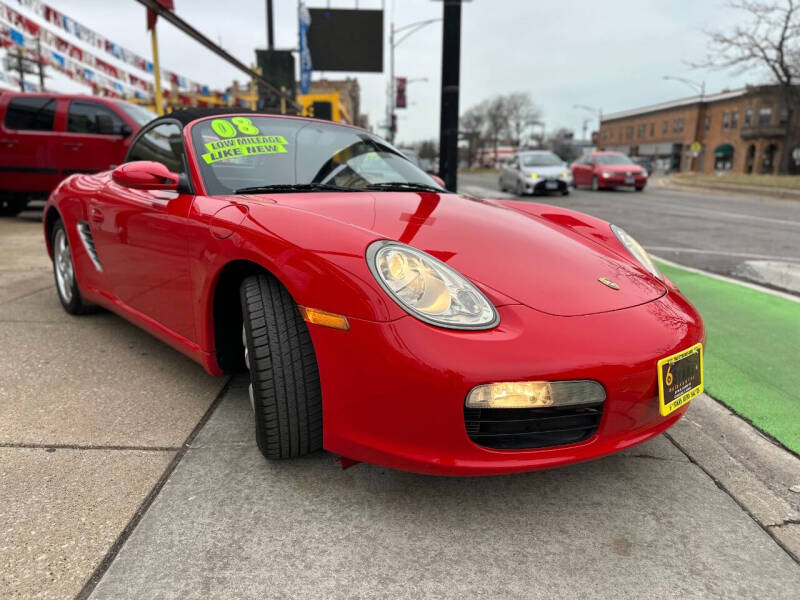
7 0 767 144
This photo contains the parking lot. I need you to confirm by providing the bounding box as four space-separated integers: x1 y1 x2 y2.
2 203 799 599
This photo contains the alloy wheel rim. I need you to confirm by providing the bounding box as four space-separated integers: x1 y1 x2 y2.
54 229 74 303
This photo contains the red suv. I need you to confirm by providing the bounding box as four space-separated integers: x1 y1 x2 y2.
0 92 154 215
570 151 648 192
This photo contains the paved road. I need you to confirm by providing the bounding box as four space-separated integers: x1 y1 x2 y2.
459 172 800 293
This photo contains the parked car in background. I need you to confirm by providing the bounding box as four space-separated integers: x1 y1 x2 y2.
571 151 648 191
499 150 572 196
631 155 653 176
0 92 154 215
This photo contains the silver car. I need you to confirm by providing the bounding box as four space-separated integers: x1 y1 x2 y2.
499 151 573 196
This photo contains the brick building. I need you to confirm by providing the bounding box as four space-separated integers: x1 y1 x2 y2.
598 85 798 174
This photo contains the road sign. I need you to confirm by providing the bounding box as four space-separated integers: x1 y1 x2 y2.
690 141 702 153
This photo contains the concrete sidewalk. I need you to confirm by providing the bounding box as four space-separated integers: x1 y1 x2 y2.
0 212 227 600
86 379 800 600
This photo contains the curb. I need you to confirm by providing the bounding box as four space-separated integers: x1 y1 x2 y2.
659 177 800 201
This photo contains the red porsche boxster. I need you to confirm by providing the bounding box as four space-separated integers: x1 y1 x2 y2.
43 110 704 476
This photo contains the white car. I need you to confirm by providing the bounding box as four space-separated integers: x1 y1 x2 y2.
499 151 572 196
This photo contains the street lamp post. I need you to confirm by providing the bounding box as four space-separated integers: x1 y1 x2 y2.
572 104 603 139
387 18 441 143
663 76 706 172
663 75 705 100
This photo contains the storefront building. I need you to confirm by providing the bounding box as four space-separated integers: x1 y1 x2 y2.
598 85 799 174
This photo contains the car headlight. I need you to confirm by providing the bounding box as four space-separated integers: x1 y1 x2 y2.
530 172 538 179
610 224 663 281
602 171 613 178
367 240 499 329
562 171 570 178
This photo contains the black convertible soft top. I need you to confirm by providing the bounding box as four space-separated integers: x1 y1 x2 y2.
142 107 256 129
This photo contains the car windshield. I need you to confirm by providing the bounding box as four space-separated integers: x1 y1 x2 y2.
190 116 443 195
116 102 157 126
595 154 633 165
521 153 562 167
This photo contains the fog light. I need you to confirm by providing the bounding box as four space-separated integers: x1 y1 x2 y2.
466 380 605 409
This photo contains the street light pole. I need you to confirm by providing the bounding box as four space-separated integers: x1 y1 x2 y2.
663 76 706 172
572 104 602 139
438 0 461 191
387 17 442 143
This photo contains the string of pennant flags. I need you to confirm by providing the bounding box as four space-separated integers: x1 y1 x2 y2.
0 21 146 98
0 0 215 98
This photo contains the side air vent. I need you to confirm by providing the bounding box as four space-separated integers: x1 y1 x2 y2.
76 221 102 272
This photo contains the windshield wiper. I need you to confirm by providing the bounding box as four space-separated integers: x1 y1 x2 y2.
234 183 365 194
363 182 445 193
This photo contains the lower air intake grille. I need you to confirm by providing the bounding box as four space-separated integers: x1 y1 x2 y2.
464 403 604 450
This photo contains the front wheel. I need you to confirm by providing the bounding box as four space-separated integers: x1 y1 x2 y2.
51 220 94 315
240 274 323 460
635 185 645 192
591 176 600 191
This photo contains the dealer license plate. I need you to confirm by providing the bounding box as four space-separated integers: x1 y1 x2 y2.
545 180 558 190
624 177 635 184
657 343 703 416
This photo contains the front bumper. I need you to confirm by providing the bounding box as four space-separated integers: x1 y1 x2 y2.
524 177 571 194
310 290 704 476
600 174 647 188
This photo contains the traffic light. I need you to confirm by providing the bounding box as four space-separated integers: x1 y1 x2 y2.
396 77 407 109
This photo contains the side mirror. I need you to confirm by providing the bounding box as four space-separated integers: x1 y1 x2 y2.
112 161 179 191
120 123 133 137
430 174 447 189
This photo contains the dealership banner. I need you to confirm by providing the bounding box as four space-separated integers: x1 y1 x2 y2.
2 0 211 94
298 3 312 94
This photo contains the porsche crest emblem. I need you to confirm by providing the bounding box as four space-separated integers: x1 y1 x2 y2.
598 277 620 290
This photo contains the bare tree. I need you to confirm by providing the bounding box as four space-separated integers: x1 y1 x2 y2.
485 96 509 165
504 92 543 147
460 103 488 168
547 128 578 163
696 0 800 173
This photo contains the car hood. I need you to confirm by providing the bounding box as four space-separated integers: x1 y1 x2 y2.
267 191 666 317
523 165 567 177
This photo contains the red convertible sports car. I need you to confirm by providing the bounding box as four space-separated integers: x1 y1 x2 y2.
44 109 704 476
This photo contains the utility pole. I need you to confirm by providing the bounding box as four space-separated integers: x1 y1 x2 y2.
438 0 461 191
35 38 45 90
266 0 274 49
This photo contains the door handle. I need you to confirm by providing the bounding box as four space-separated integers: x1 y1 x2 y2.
89 207 104 224
0 138 17 147
64 142 84 150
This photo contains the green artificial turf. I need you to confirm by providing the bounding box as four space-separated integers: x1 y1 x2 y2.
656 261 800 454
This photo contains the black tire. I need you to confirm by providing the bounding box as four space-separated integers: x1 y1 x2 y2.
0 195 27 216
240 274 322 459
561 189 571 196
51 220 94 315
635 186 645 192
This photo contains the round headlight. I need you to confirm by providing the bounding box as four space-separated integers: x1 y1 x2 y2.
367 240 499 330
610 224 663 281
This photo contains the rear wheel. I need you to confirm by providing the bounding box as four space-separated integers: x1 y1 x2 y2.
591 176 600 191
240 274 323 460
51 220 94 315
